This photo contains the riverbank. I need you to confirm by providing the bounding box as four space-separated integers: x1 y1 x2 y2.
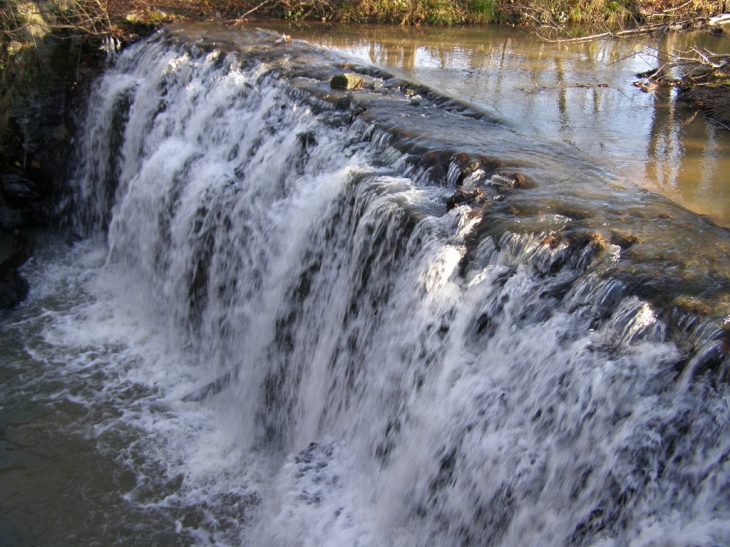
109 0 722 26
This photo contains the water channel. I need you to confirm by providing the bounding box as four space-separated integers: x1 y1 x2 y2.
1 23 729 547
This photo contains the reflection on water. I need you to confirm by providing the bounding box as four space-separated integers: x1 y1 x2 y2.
257 22 730 226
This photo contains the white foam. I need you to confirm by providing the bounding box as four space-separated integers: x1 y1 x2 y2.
22 32 729 547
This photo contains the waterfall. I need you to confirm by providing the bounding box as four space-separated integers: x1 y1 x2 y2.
62 29 730 547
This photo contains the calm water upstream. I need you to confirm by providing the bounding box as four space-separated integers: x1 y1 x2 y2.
1 25 730 547
256 22 730 227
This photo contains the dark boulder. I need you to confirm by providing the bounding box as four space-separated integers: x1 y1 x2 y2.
447 188 484 211
1 174 39 206
0 231 30 275
0 204 23 231
0 269 29 309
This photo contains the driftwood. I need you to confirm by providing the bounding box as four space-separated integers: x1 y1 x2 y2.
535 21 691 44
709 13 730 26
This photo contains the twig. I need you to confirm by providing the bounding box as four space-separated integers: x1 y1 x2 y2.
540 22 678 44
691 48 725 69
708 117 730 132
647 0 692 17
230 0 280 24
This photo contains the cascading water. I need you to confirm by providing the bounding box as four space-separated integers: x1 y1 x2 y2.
3 27 730 547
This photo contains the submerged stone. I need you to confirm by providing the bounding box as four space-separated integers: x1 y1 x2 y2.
487 172 525 191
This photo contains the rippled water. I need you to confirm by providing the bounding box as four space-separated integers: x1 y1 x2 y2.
1 27 729 547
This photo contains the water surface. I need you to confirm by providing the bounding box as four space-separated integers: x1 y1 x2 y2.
255 22 730 226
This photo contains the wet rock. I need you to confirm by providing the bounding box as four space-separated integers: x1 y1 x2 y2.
274 34 291 45
51 123 69 142
722 315 730 355
541 234 560 249
1 174 38 205
670 296 712 316
683 340 728 381
297 131 317 148
610 232 639 249
447 188 483 211
487 172 525 192
0 269 29 309
0 231 29 271
0 204 23 231
458 159 486 188
330 73 363 91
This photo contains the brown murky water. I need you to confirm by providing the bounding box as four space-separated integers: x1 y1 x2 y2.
253 22 730 227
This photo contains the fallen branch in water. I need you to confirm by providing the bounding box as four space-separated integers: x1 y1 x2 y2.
709 117 730 131
532 19 708 43
635 47 730 129
640 48 730 83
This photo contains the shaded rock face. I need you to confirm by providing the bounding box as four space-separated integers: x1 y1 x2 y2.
0 269 29 309
0 174 40 310
0 30 105 311
0 204 23 232
1 174 39 206
0 229 29 309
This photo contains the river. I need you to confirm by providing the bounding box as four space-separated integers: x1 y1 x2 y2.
0 24 729 547
255 22 730 228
